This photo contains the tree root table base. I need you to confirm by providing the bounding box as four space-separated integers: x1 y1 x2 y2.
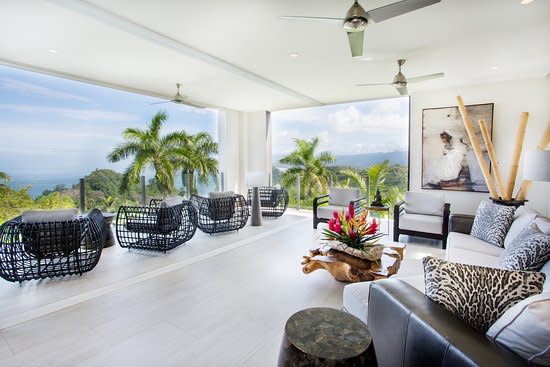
302 243 404 282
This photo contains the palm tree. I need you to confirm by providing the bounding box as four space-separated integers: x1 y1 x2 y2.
366 160 390 200
280 138 335 198
174 132 219 194
339 168 367 193
107 111 187 195
0 172 9 187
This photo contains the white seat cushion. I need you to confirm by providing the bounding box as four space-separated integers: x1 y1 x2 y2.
160 195 184 208
328 187 361 206
208 191 235 198
445 247 501 269
398 213 443 234
343 275 425 325
404 191 445 216
447 232 505 257
317 204 347 220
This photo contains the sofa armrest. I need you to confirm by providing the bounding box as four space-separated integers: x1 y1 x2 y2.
450 214 475 234
368 279 527 367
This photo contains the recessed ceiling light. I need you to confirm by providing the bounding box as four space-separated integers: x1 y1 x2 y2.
520 0 535 4
288 52 299 58
491 66 499 70
48 49 57 54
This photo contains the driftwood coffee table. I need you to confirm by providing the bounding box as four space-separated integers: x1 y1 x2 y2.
302 242 405 282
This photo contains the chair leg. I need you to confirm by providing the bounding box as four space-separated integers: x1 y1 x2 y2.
442 234 448 250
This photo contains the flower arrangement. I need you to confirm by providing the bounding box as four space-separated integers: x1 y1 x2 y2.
322 203 383 251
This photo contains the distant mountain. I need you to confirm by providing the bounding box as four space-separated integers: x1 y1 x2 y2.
273 151 408 169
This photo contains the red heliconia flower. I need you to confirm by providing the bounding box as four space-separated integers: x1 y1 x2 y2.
328 219 335 231
371 218 379 233
349 230 357 240
335 223 342 234
345 213 351 223
332 211 339 220
348 203 355 218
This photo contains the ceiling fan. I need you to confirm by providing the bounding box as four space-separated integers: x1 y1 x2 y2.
280 0 441 57
356 59 444 95
150 83 203 108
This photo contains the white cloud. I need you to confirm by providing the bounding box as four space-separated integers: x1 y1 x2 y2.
0 104 138 122
271 98 410 156
327 103 407 133
0 78 90 103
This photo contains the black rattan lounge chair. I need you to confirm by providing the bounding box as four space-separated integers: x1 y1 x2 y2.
191 193 249 234
247 186 289 218
0 208 106 282
116 198 197 252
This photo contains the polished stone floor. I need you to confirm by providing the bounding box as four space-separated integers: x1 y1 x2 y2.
0 212 443 367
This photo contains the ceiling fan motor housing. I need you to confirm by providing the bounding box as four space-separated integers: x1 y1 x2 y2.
343 1 368 32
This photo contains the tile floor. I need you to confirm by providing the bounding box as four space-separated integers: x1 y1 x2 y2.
0 213 444 367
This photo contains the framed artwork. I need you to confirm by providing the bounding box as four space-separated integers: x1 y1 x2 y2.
422 103 494 192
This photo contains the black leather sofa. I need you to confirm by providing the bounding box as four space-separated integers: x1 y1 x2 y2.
367 279 530 367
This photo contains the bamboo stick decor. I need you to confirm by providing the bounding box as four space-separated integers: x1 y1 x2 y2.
538 121 550 150
456 96 499 199
504 112 529 200
516 180 532 201
479 118 504 198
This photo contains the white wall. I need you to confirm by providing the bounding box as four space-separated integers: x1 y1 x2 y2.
410 78 550 215
218 109 269 194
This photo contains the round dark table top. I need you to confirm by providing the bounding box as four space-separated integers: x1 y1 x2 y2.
284 307 371 361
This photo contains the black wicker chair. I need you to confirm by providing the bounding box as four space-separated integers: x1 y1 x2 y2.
247 186 289 218
0 208 106 283
116 199 197 252
191 193 249 234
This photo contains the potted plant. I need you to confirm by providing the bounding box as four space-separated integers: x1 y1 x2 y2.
322 203 384 261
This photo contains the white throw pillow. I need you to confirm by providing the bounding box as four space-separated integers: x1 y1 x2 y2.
22 208 78 223
404 191 444 216
536 217 550 236
487 293 550 366
504 207 539 248
541 261 550 292
328 187 361 207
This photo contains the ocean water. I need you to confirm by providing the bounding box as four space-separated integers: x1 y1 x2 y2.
8 175 219 199
9 177 80 198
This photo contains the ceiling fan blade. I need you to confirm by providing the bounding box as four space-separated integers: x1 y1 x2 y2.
180 100 205 109
347 31 364 57
366 0 440 23
396 85 409 96
279 16 343 23
407 72 445 83
150 100 172 105
355 82 394 87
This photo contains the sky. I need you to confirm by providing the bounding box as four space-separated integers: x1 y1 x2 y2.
271 96 409 159
0 65 217 192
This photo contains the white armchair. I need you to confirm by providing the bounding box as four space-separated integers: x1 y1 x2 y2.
393 191 450 249
313 187 366 229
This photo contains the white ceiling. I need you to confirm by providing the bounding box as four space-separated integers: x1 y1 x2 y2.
0 0 549 111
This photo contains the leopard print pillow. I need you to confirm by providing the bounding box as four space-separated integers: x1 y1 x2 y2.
423 256 545 333
500 223 550 271
470 200 515 247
